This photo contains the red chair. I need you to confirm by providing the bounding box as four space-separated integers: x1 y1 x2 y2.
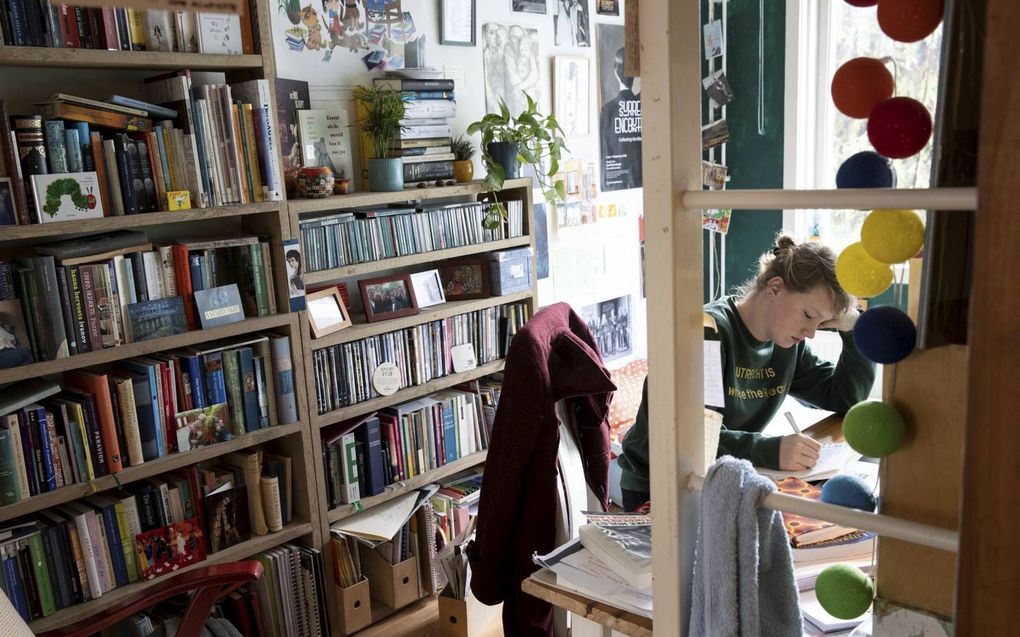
35 561 263 637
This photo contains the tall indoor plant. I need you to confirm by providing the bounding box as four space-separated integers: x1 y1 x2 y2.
353 85 406 192
467 95 568 228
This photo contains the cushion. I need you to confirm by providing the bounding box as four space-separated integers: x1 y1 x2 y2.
608 359 648 452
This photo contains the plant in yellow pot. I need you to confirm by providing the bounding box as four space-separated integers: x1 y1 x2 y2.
451 136 476 183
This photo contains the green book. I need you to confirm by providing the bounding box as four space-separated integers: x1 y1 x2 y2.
27 532 56 617
222 349 245 436
0 425 20 504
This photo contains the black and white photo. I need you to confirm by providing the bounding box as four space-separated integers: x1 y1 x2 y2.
483 23 541 116
554 0 590 47
511 0 546 14
410 269 447 308
579 295 632 361
554 56 591 137
703 20 723 59
703 70 735 108
597 24 642 191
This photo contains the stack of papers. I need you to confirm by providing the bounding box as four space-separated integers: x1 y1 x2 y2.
801 588 872 634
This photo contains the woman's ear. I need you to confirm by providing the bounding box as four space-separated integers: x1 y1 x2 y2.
765 276 785 298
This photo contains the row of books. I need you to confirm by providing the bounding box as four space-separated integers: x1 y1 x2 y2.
0 448 293 622
430 468 483 547
310 303 530 415
0 3 249 54
322 386 488 508
300 199 526 273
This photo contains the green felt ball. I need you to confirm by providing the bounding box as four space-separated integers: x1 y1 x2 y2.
816 564 875 620
843 400 906 458
861 208 925 264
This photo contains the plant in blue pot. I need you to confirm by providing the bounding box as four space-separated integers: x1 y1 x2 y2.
467 95 568 229
353 84 406 192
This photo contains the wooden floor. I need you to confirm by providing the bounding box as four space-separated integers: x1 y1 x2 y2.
355 595 503 637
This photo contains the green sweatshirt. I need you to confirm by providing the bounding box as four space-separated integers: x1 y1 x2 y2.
618 296 876 493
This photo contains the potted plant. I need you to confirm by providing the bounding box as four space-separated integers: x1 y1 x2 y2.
450 136 476 183
467 95 568 228
353 85 406 192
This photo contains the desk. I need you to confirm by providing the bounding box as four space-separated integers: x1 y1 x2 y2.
521 569 653 637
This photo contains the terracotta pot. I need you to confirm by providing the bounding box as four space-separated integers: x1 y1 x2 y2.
453 160 474 183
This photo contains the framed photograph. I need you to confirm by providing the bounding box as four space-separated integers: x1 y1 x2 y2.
0 178 17 226
438 259 490 301
554 56 591 137
512 0 546 14
359 274 419 323
440 0 476 46
306 287 353 338
410 269 447 308
553 0 590 47
596 0 619 16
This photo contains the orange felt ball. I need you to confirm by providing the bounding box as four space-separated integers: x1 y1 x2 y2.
877 0 944 43
831 58 896 119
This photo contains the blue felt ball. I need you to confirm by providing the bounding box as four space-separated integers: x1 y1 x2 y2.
836 151 896 189
853 306 917 364
821 474 877 511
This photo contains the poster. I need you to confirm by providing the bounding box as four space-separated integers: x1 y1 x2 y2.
597 24 642 191
553 0 590 47
483 23 541 116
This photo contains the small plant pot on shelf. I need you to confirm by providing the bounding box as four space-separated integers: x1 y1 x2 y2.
295 166 335 198
486 142 520 179
453 160 474 183
368 158 404 192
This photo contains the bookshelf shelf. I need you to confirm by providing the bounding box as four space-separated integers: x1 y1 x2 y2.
309 290 534 349
0 202 282 243
303 237 531 285
315 359 506 429
0 46 265 71
27 520 314 633
0 313 292 385
0 422 303 523
328 451 486 524
288 177 532 216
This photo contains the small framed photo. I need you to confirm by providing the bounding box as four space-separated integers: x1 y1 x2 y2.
306 287 353 338
554 56 592 138
410 269 447 308
440 0 476 46
359 274 419 323
0 178 17 226
439 259 490 301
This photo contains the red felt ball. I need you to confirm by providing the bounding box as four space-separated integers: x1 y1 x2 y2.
845 0 877 6
867 97 933 159
831 58 895 119
877 0 943 43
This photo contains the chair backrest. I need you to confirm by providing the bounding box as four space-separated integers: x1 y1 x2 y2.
0 586 34 637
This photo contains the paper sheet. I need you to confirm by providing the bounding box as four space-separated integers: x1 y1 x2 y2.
330 491 419 543
704 340 725 407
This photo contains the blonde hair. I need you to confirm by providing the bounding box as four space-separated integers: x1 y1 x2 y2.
738 235 853 315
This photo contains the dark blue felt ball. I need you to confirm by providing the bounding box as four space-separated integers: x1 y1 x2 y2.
821 474 877 512
836 151 895 189
853 306 917 364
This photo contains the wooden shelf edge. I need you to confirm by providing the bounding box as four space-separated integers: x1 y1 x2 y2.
316 360 506 429
288 177 533 216
0 313 293 386
0 202 281 243
303 237 532 285
0 46 264 70
0 422 304 523
310 291 533 350
27 521 313 633
328 451 486 523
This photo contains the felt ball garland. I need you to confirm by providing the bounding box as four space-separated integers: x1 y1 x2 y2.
867 97 933 159
835 243 893 298
844 0 877 6
836 152 895 189
816 564 875 619
831 58 895 119
877 0 944 43
843 400 906 458
821 474 878 512
854 306 917 364
860 208 924 263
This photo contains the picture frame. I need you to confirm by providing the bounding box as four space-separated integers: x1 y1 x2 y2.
306 287 353 338
554 56 592 137
410 269 447 308
440 0 476 47
438 259 490 301
359 274 419 323
0 178 17 226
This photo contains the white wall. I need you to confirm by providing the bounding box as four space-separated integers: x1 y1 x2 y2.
270 0 646 365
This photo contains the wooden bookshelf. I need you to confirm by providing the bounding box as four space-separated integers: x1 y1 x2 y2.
303 236 531 285
0 46 265 71
309 290 533 349
315 359 506 429
0 202 281 243
0 313 292 385
0 422 302 521
288 178 531 216
328 451 486 523
27 520 314 633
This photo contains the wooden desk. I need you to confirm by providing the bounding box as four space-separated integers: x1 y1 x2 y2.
521 569 653 637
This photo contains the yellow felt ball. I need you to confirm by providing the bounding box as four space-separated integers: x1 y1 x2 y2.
861 209 924 263
836 243 893 297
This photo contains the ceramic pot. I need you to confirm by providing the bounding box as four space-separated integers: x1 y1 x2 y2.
295 166 334 198
486 142 520 180
367 158 404 192
453 160 474 183
333 177 351 195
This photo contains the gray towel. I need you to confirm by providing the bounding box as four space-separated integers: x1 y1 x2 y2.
690 456 802 637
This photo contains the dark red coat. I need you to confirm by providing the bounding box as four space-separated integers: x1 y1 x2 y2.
468 303 616 636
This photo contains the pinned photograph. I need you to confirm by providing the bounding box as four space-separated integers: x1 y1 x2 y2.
579 295 632 361
554 56 591 137
596 0 619 16
511 0 546 14
703 20 723 60
306 286 353 337
702 161 728 189
359 274 419 322
702 119 730 150
483 23 541 116
554 0 590 47
703 70 735 108
410 269 447 308
703 209 733 234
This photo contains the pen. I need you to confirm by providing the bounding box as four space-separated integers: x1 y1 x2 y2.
784 411 801 434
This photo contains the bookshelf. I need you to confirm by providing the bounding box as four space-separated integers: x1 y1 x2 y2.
292 178 537 634
0 47 265 71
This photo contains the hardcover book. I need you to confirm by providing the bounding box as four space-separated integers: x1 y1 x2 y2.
194 283 246 329
773 476 859 547
577 521 652 590
126 296 187 342
297 110 355 184
204 483 250 553
30 171 105 223
174 402 233 451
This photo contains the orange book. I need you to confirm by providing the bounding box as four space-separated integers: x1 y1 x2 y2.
63 369 124 474
171 244 197 331
89 132 112 218
772 476 855 547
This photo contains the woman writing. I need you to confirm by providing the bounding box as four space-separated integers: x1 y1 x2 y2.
617 237 876 511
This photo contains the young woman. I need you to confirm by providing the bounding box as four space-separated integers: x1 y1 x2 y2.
617 236 877 511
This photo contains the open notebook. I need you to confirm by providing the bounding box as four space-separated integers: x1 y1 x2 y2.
756 441 862 481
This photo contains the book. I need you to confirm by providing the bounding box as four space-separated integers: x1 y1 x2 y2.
204 483 250 553
36 230 149 260
196 12 242 54
34 102 152 133
194 283 245 328
260 475 284 532
296 109 355 183
126 296 187 342
30 171 105 223
174 403 233 451
577 521 652 590
792 529 876 565
104 96 179 120
773 476 859 547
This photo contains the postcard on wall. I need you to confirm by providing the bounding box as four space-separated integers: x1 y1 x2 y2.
297 109 355 183
702 70 734 108
554 0 590 47
30 172 105 223
596 0 619 16
483 23 541 116
554 56 591 137
702 209 733 235
283 238 306 311
703 20 723 60
702 161 728 189
701 119 730 150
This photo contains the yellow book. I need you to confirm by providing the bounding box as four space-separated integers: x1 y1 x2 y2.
127 9 147 51
242 104 266 202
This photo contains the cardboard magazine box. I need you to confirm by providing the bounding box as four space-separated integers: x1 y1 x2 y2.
360 545 420 609
334 577 372 634
437 589 503 637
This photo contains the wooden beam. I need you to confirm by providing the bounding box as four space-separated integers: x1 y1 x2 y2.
955 0 1020 631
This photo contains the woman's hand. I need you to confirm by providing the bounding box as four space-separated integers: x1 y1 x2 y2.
779 434 821 471
820 305 860 332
